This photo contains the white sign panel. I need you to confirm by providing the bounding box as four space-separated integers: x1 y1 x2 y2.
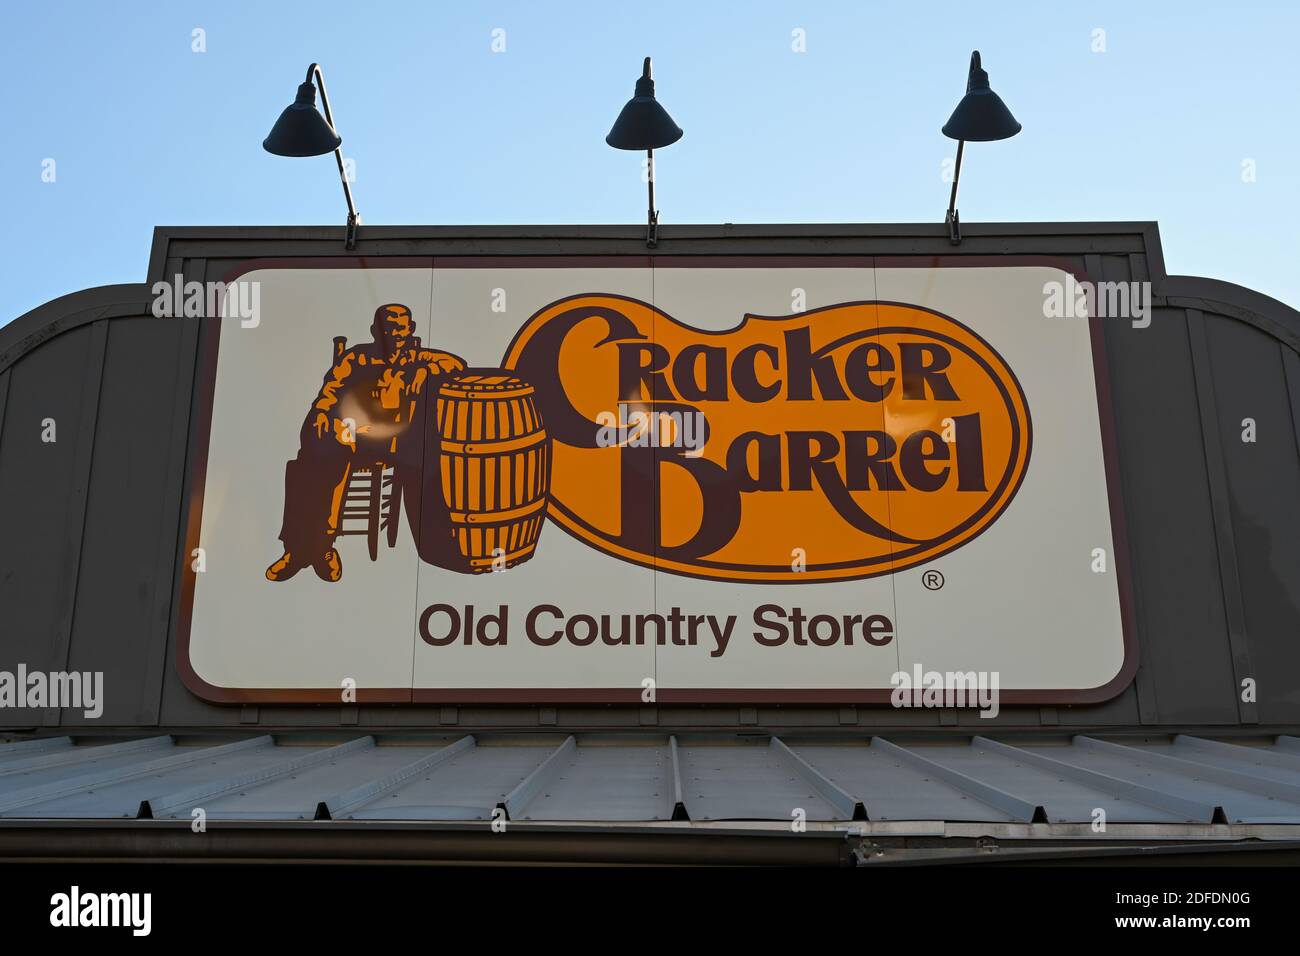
178 257 1135 704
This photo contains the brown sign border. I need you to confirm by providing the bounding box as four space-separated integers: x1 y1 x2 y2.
175 254 1139 706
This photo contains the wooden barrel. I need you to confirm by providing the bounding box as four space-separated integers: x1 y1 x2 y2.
434 369 551 572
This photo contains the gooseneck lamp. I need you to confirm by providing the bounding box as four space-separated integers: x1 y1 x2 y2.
606 57 684 248
941 51 1021 244
264 63 361 250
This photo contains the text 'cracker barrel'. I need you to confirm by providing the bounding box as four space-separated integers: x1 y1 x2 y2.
435 369 551 572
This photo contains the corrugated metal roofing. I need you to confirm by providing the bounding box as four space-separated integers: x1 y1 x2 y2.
4 733 1300 827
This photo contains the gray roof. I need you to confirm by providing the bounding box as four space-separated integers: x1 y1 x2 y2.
4 732 1300 826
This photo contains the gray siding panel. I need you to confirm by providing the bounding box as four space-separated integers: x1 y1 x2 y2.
63 318 186 726
0 326 94 727
1101 306 1240 724
1205 315 1300 723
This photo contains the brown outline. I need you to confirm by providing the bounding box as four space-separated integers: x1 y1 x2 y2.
175 254 1138 707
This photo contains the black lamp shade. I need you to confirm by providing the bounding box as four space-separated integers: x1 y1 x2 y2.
941 51 1021 142
264 82 342 157
606 58 683 150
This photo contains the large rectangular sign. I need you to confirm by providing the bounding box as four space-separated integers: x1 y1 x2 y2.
178 256 1135 703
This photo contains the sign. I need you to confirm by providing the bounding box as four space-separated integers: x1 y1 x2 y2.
179 257 1134 703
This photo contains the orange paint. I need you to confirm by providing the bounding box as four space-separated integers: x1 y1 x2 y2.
505 294 1031 582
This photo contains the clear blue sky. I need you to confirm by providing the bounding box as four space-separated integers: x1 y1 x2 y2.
2 1 1297 324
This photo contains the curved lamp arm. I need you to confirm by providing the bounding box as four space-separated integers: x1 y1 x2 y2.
306 62 360 249
946 139 964 245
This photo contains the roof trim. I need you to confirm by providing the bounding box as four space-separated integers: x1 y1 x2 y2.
1157 274 1300 353
0 283 152 376
148 221 1163 240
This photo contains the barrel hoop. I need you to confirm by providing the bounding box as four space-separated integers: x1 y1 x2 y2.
449 497 548 526
439 385 535 400
441 431 547 455
466 544 538 569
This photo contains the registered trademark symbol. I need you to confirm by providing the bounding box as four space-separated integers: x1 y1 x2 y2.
922 569 945 591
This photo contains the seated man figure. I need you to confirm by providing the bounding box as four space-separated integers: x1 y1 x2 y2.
266 303 466 582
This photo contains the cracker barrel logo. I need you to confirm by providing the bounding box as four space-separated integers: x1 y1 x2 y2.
265 295 1029 585
505 293 1032 583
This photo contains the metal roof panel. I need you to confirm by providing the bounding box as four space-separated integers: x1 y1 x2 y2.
5 733 1300 828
